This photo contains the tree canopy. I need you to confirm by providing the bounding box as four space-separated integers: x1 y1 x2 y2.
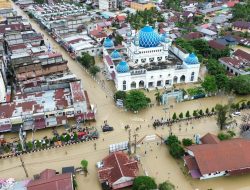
215 104 229 130
89 65 100 76
77 52 95 68
127 8 164 30
159 181 176 190
169 142 185 159
132 176 157 190
114 91 126 101
125 90 150 111
201 75 217 95
229 75 250 95
232 1 250 21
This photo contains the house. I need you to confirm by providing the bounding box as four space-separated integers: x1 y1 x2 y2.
27 169 74 190
130 2 155 11
184 133 250 179
98 151 139 189
208 40 226 50
196 27 217 40
219 49 250 76
232 21 250 33
184 32 204 40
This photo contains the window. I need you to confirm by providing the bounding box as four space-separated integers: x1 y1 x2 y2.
141 58 146 63
135 59 138 64
123 80 126 90
149 58 154 62
157 57 162 61
191 72 195 81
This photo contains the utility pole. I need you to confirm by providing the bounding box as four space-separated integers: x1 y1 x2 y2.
133 133 139 154
20 156 28 178
128 129 131 155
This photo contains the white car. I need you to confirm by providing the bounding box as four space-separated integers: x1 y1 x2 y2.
96 161 104 169
231 112 241 117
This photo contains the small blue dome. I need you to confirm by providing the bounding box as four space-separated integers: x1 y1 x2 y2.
110 50 121 59
160 32 170 43
185 53 199 64
139 25 160 48
116 61 129 73
103 38 114 48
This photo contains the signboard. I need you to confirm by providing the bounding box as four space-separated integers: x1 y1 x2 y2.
109 141 128 153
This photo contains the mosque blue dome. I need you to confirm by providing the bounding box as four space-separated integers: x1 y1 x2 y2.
116 61 129 73
110 50 121 59
139 26 160 48
103 37 114 48
185 53 199 64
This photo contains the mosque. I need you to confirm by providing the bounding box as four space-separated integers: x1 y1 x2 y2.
103 23 200 91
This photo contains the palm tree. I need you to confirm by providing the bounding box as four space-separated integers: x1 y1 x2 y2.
155 90 162 105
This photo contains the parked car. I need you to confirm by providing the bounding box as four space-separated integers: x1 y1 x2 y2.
102 125 114 132
231 112 241 117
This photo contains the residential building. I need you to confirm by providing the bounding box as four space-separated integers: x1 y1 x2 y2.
130 2 155 11
98 151 139 189
219 49 250 76
184 133 250 179
99 0 118 10
0 80 95 132
27 169 74 190
232 21 250 33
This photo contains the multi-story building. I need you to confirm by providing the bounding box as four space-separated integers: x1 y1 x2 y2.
98 0 118 10
103 24 200 91
130 2 155 11
0 80 94 133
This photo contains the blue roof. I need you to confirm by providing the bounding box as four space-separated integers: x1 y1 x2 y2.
116 61 129 73
103 37 114 48
185 53 199 64
110 50 121 59
160 32 170 43
139 25 160 48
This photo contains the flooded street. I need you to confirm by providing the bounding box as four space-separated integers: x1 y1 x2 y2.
1 2 250 190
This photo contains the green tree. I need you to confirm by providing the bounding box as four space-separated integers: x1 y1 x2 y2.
89 65 100 76
114 91 127 101
155 90 162 105
232 2 250 21
179 112 183 119
215 104 229 130
172 113 177 121
206 59 226 76
34 0 44 4
167 135 179 146
115 34 124 45
78 53 95 68
229 75 250 95
26 141 33 151
81 159 88 173
211 107 215 113
205 108 209 115
193 110 198 117
132 176 157 190
182 138 193 146
241 102 247 109
169 142 185 159
125 90 149 111
158 181 175 190
215 74 229 92
73 133 78 141
202 75 217 95
199 109 203 116
65 134 71 142
185 111 190 118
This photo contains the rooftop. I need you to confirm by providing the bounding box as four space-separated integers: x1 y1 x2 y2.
98 151 138 184
27 169 73 190
186 137 250 175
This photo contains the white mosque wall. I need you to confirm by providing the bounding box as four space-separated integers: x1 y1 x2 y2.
127 44 169 65
115 66 199 91
170 45 189 61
